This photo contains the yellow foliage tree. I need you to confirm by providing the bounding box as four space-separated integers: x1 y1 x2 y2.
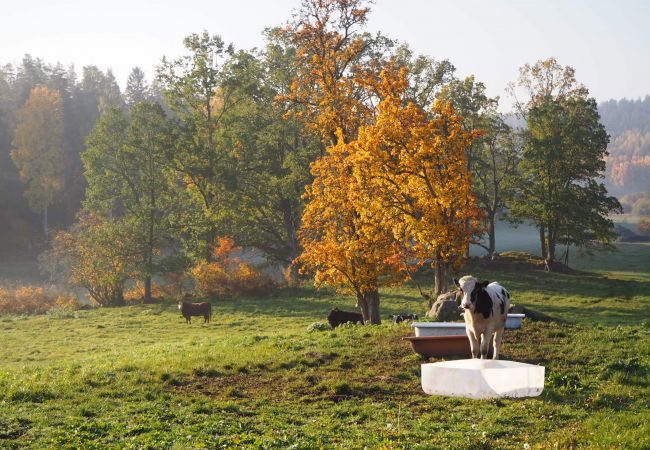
297 130 411 324
351 66 480 295
283 0 408 324
11 86 65 235
277 0 377 145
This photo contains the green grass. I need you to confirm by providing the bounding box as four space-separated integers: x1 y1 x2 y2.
0 244 649 449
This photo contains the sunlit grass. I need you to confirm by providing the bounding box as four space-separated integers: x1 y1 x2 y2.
0 243 649 448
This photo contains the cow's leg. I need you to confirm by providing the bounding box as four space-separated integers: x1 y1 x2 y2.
467 329 480 359
480 330 494 359
492 328 504 360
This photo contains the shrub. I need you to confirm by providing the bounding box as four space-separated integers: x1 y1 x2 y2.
191 237 277 298
39 211 138 307
124 282 170 303
307 322 330 332
0 286 80 315
54 294 79 310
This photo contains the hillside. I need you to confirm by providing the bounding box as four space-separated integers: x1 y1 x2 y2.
599 96 650 196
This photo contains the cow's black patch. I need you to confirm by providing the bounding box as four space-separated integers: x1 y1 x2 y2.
473 288 493 319
500 299 505 315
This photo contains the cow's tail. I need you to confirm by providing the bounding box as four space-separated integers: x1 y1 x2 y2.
208 303 212 323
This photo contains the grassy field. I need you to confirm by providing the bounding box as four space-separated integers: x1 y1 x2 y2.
1 244 649 449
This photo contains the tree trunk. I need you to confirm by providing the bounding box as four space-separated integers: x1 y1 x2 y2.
282 200 300 286
364 289 381 325
434 261 450 296
144 276 152 303
43 206 48 237
357 293 370 324
204 226 217 261
539 225 547 260
487 214 496 257
546 228 556 263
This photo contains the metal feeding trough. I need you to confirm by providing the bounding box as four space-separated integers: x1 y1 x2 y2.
406 315 527 358
402 335 471 358
421 359 545 399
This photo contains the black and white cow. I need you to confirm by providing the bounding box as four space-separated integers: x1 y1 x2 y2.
454 276 510 360
391 313 419 324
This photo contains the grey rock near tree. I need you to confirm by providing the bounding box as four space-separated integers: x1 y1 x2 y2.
426 289 463 321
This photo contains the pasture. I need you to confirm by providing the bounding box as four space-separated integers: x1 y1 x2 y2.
1 243 649 449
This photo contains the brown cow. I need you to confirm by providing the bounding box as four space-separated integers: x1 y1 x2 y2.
178 301 212 324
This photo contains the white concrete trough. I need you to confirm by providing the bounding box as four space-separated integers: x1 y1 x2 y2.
421 359 545 399
411 322 466 337
505 313 526 330
413 314 526 336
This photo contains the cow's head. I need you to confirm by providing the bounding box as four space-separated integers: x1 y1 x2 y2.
454 276 490 311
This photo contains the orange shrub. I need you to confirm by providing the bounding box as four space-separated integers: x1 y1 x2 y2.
191 237 277 298
123 282 170 303
55 294 80 310
0 285 80 315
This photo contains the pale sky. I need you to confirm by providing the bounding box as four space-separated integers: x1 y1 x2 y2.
2 0 649 111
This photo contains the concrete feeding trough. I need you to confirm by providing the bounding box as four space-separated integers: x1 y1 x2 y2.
413 314 526 336
505 313 525 329
421 359 545 399
411 322 466 337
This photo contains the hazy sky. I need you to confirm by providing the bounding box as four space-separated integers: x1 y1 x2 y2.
2 0 649 110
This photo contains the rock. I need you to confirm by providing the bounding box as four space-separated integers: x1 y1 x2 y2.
509 304 526 315
426 290 462 321
508 304 559 322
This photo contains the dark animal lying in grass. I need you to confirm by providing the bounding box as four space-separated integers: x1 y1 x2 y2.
455 276 510 359
327 308 364 327
178 301 212 324
391 313 419 323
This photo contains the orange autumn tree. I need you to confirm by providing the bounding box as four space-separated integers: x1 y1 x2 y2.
351 66 481 296
284 0 407 324
276 0 381 145
297 130 412 324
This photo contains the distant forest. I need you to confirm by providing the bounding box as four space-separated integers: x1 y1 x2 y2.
0 54 647 257
0 57 160 254
599 96 650 196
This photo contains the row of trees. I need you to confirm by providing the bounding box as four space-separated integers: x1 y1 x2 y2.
7 0 621 321
0 58 155 250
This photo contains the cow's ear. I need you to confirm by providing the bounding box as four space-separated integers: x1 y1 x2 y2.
453 278 460 287
478 280 491 288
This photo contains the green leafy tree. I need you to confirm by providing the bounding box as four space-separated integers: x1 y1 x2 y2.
11 86 65 235
83 102 176 302
213 41 320 280
156 31 236 259
507 58 621 263
439 76 521 258
509 95 621 263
